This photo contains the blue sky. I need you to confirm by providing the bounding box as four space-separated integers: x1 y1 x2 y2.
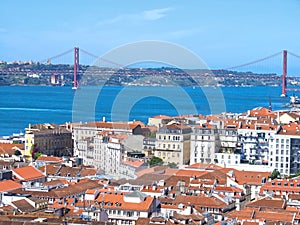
1 0 300 71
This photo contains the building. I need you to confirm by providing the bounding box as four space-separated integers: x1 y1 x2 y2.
12 166 46 183
238 119 278 164
73 121 144 159
190 123 219 164
190 121 239 166
269 122 300 175
148 115 173 128
154 123 192 166
25 124 73 160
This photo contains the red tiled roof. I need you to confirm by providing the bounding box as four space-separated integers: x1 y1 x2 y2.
0 180 22 192
187 162 223 170
0 143 24 155
36 155 63 162
246 198 285 209
152 115 172 119
175 170 208 177
123 160 145 168
13 166 45 181
95 192 154 211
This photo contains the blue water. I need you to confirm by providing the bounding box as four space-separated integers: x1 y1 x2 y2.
0 85 289 136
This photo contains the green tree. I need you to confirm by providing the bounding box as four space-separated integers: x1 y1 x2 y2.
14 149 22 156
167 162 178 169
34 152 43 160
269 169 280 180
149 156 163 167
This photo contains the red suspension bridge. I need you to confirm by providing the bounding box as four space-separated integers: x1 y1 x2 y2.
3 47 299 96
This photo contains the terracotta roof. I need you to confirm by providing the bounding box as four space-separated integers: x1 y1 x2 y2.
0 143 24 155
0 180 22 192
246 198 285 209
80 167 98 177
175 169 208 177
81 121 143 130
13 166 45 181
220 168 270 185
278 122 300 135
249 107 276 118
214 186 243 193
38 164 60 175
161 195 228 209
187 162 223 170
123 159 145 168
53 179 102 198
95 192 154 211
260 179 300 195
152 115 172 119
36 155 63 162
227 208 295 223
11 199 35 212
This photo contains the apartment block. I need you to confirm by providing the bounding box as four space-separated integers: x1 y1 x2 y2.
154 123 192 166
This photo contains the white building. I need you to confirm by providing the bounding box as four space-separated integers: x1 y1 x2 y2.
269 123 300 176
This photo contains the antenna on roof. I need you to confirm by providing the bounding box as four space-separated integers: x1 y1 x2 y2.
268 96 272 111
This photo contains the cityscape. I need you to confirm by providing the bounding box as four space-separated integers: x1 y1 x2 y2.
1 1 300 225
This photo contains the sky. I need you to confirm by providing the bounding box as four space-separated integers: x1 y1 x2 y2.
1 0 300 72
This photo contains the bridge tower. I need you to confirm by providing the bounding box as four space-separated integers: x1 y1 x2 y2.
73 47 79 90
281 50 287 97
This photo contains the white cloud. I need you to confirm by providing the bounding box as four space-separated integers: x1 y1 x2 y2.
97 7 173 26
143 8 173 21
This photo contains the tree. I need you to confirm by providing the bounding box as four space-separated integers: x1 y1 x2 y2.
14 149 22 156
34 152 43 160
269 169 280 180
167 162 178 169
149 156 163 167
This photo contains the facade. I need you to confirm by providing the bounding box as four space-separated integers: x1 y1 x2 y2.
25 124 73 160
87 191 157 225
73 121 143 158
269 123 300 175
190 122 239 166
238 120 277 164
190 124 219 164
154 123 192 166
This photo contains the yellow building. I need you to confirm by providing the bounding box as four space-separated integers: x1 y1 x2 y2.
154 123 192 166
25 123 73 161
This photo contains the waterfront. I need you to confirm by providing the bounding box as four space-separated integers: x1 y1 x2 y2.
0 85 290 136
